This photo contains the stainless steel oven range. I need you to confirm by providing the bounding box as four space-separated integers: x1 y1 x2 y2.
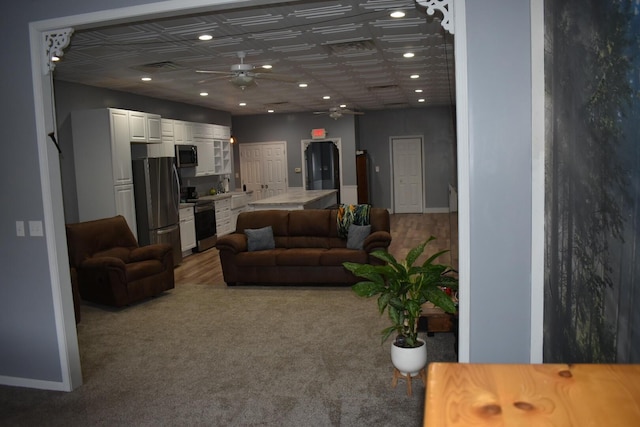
191 200 217 252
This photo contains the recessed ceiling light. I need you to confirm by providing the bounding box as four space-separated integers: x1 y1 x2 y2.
323 95 331 100
418 98 426 103
199 92 208 96
390 11 405 18
415 89 423 93
410 74 420 79
267 109 274 113
239 102 247 106
51 56 60 62
403 52 415 58
262 64 272 69
298 83 308 88
141 77 152 82
339 104 347 108
198 34 213 41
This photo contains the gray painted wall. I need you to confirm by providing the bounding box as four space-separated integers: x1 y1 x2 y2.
358 107 456 210
232 113 357 190
465 0 533 362
0 0 170 388
0 0 536 388
54 80 231 223
233 106 455 210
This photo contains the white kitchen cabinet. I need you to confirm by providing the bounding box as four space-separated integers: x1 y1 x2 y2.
195 139 215 176
193 122 214 140
72 108 137 232
183 122 194 144
114 184 138 239
215 197 233 236
129 111 161 143
148 118 176 157
179 206 196 253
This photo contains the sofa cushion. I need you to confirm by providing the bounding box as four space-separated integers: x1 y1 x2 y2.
236 210 289 236
320 248 369 266
289 210 331 236
276 248 327 266
236 249 284 266
347 224 371 250
245 226 276 251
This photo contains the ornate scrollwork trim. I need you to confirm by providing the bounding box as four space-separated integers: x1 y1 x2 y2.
415 0 454 34
43 28 74 74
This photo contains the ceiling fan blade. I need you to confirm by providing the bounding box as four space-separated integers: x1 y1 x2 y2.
254 72 299 83
195 70 231 75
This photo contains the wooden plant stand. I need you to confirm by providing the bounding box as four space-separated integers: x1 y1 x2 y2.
392 367 426 396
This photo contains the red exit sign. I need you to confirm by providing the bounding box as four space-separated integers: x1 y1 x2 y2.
311 128 326 139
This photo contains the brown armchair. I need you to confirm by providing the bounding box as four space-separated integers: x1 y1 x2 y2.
65 215 175 307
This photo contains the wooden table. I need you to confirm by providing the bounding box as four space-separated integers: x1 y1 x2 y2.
424 363 640 426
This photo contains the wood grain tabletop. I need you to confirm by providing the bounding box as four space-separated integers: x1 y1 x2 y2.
424 363 640 426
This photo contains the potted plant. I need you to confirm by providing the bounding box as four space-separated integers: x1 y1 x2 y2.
343 236 458 375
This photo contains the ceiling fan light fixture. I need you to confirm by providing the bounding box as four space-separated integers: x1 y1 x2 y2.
230 73 255 88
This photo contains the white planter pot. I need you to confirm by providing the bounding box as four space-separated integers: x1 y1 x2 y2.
391 338 427 376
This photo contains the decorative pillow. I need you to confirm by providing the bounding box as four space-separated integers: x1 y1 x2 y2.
347 224 371 250
245 226 275 251
337 203 371 238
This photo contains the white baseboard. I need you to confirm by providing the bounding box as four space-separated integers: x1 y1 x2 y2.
0 375 71 392
424 207 450 214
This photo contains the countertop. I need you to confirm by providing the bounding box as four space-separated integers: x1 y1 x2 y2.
248 189 337 207
187 190 254 203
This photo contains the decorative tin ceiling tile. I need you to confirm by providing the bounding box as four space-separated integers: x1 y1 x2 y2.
53 0 456 115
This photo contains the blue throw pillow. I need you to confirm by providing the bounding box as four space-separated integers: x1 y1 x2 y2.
245 226 275 251
347 224 371 250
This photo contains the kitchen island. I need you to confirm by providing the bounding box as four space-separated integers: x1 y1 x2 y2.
248 189 337 211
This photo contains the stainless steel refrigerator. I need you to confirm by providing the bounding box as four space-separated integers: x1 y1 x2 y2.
132 157 182 266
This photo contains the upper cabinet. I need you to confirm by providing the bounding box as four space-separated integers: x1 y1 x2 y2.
148 118 176 157
128 111 161 144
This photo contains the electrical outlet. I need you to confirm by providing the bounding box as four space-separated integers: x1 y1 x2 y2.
16 221 25 237
29 220 43 237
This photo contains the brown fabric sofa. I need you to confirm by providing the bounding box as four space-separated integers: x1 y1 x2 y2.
65 215 175 307
215 208 391 285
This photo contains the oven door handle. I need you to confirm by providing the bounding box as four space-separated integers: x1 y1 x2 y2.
194 204 214 213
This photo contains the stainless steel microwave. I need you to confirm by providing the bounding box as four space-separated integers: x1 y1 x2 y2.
175 144 198 168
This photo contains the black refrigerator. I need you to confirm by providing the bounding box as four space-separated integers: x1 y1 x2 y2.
132 157 182 266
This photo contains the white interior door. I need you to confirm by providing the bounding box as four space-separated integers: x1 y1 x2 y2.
392 136 424 213
240 141 287 201
262 142 287 198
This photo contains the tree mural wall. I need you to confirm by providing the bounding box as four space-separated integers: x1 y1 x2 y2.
544 0 640 363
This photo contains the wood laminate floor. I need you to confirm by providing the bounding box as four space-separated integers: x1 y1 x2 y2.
174 212 458 286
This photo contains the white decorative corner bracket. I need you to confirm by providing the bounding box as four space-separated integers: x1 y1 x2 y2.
415 0 454 34
43 28 74 74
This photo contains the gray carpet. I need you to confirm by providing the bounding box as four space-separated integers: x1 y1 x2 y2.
0 283 457 426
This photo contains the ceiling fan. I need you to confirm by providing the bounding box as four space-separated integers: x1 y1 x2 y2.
196 51 297 90
313 106 364 120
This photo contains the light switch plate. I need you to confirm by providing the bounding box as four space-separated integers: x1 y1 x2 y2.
29 220 43 237
16 221 25 237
